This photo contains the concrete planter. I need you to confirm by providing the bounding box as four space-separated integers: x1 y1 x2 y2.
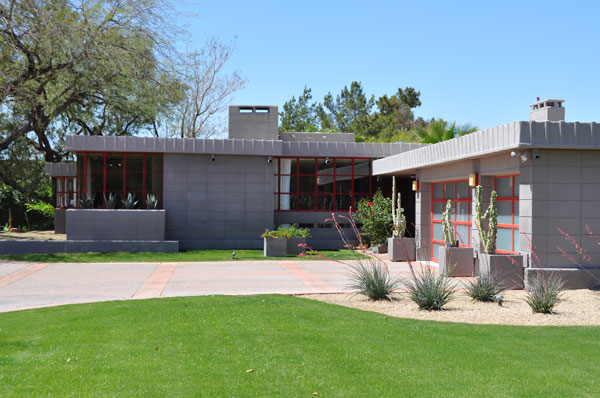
388 237 416 262
264 237 287 257
438 246 474 276
371 244 388 254
287 237 307 255
478 253 524 290
66 209 165 241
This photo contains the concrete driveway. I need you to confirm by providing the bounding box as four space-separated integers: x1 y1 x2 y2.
0 259 431 312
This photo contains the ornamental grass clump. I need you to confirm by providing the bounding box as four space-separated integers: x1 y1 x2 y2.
347 259 401 301
466 273 505 302
404 268 455 310
525 272 565 314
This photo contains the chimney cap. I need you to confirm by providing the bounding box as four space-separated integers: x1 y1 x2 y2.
530 98 565 108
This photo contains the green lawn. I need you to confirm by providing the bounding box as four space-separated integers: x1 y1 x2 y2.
0 249 366 263
0 296 598 397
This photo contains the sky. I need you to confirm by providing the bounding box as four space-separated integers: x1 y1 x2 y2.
175 0 600 130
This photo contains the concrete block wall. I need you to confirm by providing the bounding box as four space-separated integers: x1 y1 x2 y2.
163 153 275 249
519 149 600 269
66 210 165 241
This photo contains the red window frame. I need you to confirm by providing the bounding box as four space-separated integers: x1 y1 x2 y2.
431 179 472 261
274 157 372 212
494 174 520 254
55 176 77 209
77 152 163 208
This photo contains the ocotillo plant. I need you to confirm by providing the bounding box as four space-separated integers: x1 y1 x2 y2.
391 176 406 237
475 185 498 254
442 199 457 247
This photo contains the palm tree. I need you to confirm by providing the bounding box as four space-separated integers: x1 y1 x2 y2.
414 119 477 144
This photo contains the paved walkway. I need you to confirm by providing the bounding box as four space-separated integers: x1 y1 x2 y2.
0 258 435 312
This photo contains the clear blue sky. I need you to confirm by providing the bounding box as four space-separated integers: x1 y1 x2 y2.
176 0 600 130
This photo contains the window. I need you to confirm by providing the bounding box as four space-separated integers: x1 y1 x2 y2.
431 180 472 261
55 177 77 208
76 152 163 208
495 175 519 254
275 157 372 211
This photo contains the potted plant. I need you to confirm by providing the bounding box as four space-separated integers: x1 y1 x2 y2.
475 185 523 289
388 176 416 261
438 199 473 276
262 228 288 257
277 224 310 255
356 190 393 254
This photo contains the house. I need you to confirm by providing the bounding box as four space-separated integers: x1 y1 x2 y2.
41 100 600 288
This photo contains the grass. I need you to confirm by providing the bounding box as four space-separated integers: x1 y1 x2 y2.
0 296 599 397
0 249 366 263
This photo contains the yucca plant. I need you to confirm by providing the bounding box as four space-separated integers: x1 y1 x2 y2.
525 272 565 314
466 272 505 302
80 195 94 209
104 193 119 209
347 259 401 301
121 193 138 209
146 194 159 209
404 268 455 310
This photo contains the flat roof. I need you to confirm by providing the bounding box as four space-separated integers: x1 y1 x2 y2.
373 121 600 175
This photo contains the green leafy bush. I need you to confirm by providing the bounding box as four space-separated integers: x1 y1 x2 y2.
25 201 54 218
356 190 393 246
405 268 455 310
261 224 310 238
466 273 504 302
525 272 564 314
348 259 401 301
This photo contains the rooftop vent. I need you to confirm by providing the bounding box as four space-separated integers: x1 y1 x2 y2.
529 98 565 122
228 105 278 140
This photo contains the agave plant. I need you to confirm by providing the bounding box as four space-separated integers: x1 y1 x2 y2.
121 193 138 209
80 195 94 209
146 194 159 209
104 193 119 209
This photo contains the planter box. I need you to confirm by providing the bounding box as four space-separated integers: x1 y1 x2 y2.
287 237 307 255
477 254 524 290
371 244 388 254
264 237 287 257
66 209 165 241
438 246 474 276
388 237 416 262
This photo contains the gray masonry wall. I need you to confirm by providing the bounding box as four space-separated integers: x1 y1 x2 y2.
66 209 166 241
519 149 600 270
163 153 275 249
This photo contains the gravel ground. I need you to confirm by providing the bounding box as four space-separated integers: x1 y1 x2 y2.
300 290 600 326
0 230 64 240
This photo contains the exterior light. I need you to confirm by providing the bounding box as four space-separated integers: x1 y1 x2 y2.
469 173 478 187
412 180 419 191
324 157 331 165
519 152 528 163
267 156 273 164
211 154 216 162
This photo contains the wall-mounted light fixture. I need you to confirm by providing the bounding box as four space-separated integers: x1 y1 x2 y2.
469 173 478 187
267 156 273 164
519 151 528 163
324 157 331 165
210 154 216 162
412 180 419 191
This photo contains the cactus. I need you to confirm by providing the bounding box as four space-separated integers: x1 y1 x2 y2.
104 193 118 209
475 185 498 254
146 193 159 209
122 193 139 209
442 199 457 247
391 176 406 238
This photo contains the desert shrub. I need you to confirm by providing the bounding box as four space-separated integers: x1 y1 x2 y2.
405 268 455 310
466 273 504 302
261 224 310 238
525 272 565 314
348 259 401 301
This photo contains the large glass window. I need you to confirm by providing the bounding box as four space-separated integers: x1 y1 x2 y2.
495 175 519 254
431 180 472 261
76 152 163 208
55 177 77 208
275 157 372 211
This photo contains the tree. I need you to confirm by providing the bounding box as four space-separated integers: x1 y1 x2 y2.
168 38 245 138
279 87 322 132
0 0 184 166
323 81 375 134
414 119 478 144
